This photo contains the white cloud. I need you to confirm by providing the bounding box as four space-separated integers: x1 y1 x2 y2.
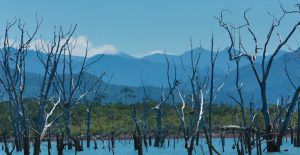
62 35 118 57
134 49 164 58
29 35 118 57
88 44 118 56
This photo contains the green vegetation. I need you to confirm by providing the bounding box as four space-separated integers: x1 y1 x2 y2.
0 100 297 136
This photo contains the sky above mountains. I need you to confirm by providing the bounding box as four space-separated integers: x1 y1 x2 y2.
0 0 299 57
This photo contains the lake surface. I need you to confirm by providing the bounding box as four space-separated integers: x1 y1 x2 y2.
1 138 300 155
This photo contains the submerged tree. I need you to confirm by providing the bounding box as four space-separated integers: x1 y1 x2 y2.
164 37 223 155
33 25 77 155
217 5 300 151
0 18 41 154
79 71 108 148
151 88 164 147
283 49 300 146
53 37 102 150
141 81 149 148
151 85 179 148
132 104 143 155
226 33 258 154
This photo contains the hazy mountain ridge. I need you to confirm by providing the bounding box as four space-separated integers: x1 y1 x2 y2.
1 48 298 104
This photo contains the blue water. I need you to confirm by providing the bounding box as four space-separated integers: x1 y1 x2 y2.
1 138 300 155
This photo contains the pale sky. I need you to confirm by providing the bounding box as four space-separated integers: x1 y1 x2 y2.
0 0 299 57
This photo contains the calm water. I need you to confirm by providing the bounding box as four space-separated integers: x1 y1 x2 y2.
1 138 300 155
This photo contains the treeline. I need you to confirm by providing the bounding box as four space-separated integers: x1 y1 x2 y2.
0 100 297 136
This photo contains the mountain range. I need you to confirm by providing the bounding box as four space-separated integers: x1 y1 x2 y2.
3 48 300 104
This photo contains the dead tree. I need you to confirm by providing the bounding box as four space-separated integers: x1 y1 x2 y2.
283 52 300 146
132 105 143 155
151 87 164 147
279 49 300 147
0 18 41 154
207 34 220 154
151 62 181 148
177 88 205 155
33 25 77 155
153 104 162 147
226 33 254 154
79 70 107 148
141 82 149 149
173 36 226 155
164 41 219 155
0 119 15 155
53 37 102 150
296 98 300 147
217 5 300 151
56 131 65 155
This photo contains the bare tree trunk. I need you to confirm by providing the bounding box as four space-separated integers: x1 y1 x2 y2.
1 123 15 155
93 137 98 150
72 135 83 152
142 85 148 149
203 122 213 155
132 105 143 155
195 131 200 146
22 116 30 155
136 135 143 155
154 109 162 147
111 133 115 149
208 35 217 155
14 130 22 152
290 123 294 144
256 123 262 155
148 135 152 146
187 145 193 155
296 101 300 146
9 105 22 152
133 134 138 150
64 103 72 150
277 87 300 147
34 105 46 155
86 108 92 148
260 83 279 152
33 131 41 155
143 134 148 149
186 137 195 155
48 128 51 155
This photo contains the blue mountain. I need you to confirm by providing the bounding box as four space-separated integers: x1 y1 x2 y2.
1 47 298 104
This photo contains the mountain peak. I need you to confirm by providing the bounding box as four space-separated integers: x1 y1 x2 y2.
116 52 136 59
